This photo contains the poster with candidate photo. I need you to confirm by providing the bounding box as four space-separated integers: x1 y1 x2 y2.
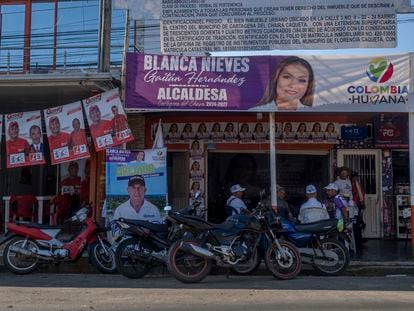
223 122 238 143
5 111 45 168
238 123 253 143
190 158 204 181
251 122 268 143
44 102 90 165
209 122 224 143
165 122 182 143
83 88 134 151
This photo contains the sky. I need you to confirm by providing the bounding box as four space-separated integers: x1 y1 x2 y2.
0 0 413 71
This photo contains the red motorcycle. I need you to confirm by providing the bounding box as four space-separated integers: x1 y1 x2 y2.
2 207 116 274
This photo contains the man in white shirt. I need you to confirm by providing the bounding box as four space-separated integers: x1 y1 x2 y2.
298 184 329 223
226 184 248 216
114 175 162 223
334 166 352 193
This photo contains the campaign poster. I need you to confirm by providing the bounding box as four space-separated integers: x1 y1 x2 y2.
83 89 134 151
189 139 204 159
105 148 167 222
239 123 253 143
44 102 90 165
252 122 268 143
5 111 45 168
126 53 411 113
223 122 238 143
374 115 409 148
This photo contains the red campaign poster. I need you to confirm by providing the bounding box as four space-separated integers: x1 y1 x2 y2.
5 111 46 168
44 102 91 165
83 88 134 151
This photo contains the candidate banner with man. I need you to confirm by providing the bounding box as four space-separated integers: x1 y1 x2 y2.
83 88 134 152
125 53 411 113
105 148 167 222
5 111 46 168
44 102 90 165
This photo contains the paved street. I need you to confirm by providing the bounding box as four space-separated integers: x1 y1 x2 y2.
0 273 413 311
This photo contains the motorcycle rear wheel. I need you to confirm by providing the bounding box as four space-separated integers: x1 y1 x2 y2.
3 237 40 274
167 240 212 283
89 241 117 274
115 238 153 279
265 241 302 280
312 238 350 276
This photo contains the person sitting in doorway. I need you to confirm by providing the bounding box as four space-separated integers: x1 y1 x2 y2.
226 184 249 217
298 184 329 224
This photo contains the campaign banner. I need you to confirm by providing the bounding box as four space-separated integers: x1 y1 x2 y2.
126 53 411 112
374 115 408 148
83 89 134 151
105 148 167 221
5 111 46 168
44 102 90 165
160 0 399 52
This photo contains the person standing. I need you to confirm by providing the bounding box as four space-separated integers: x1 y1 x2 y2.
226 184 248 216
298 185 329 223
274 184 293 220
350 171 366 253
324 183 348 222
334 166 352 193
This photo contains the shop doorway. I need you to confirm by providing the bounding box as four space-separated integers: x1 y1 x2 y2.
167 152 189 211
207 152 330 222
337 150 382 238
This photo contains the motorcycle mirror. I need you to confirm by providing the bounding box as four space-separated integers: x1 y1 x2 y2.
164 205 172 212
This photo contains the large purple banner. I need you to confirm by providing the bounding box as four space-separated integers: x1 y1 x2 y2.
125 53 411 112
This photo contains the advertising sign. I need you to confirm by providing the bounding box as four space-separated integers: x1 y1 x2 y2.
374 115 408 148
83 89 134 151
44 102 90 165
5 111 46 168
105 148 167 222
126 53 411 112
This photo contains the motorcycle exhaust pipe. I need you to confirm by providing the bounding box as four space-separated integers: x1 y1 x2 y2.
180 242 214 259
9 245 53 261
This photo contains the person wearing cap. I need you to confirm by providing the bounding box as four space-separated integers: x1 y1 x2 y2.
48 116 71 151
275 184 293 220
88 105 113 139
114 175 161 223
298 185 329 224
6 121 30 157
334 166 352 194
226 184 248 216
324 183 348 221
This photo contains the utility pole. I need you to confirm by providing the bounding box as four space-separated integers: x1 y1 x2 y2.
98 0 112 72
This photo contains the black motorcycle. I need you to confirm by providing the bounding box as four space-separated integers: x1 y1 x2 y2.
166 193 302 283
113 201 202 279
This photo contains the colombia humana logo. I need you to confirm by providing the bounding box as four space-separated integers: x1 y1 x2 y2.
347 57 409 105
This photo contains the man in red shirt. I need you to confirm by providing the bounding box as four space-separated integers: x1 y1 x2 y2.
61 161 82 195
111 105 129 132
88 105 113 138
69 118 88 148
48 116 71 151
6 121 30 155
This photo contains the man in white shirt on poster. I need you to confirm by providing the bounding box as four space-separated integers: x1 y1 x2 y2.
114 175 162 223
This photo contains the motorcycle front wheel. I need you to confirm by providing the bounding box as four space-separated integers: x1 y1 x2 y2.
3 237 40 274
312 238 350 276
89 240 117 274
114 237 153 279
167 240 212 283
265 240 302 280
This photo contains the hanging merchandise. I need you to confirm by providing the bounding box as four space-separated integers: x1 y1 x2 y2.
44 102 91 165
5 111 46 168
83 88 134 151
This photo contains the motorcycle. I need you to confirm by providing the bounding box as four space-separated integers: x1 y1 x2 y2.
113 199 202 279
2 207 116 274
166 192 302 283
277 217 350 276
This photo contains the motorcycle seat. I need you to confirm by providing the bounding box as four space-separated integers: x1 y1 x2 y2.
121 219 168 232
15 221 63 230
294 219 338 234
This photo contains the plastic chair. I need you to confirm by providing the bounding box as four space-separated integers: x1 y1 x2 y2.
50 195 72 225
10 195 37 222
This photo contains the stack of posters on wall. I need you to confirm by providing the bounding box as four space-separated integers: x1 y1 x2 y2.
83 89 134 151
105 148 167 223
189 140 205 218
160 121 341 144
5 111 46 168
44 102 90 165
